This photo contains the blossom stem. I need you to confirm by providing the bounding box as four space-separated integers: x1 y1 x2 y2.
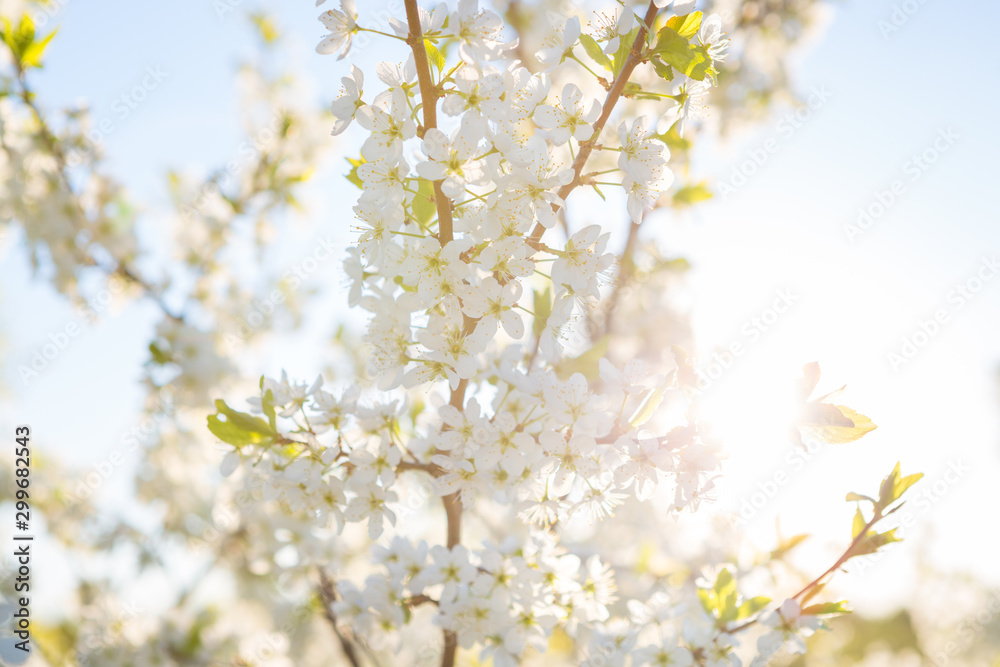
568 53 603 81
358 27 407 41
528 0 660 244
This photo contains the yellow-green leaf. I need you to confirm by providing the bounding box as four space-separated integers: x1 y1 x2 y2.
579 33 612 71
852 507 867 539
672 182 713 207
629 387 665 428
801 405 877 444
424 39 445 72
666 11 703 39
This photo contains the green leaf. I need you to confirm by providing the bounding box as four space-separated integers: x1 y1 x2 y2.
666 11 703 39
612 27 641 77
1 14 58 70
657 123 691 152
852 507 867 539
411 178 437 226
579 33 612 72
261 388 278 432
877 462 923 511
629 387 665 428
345 156 365 189
802 600 852 616
12 14 35 57
649 56 673 81
737 596 771 620
555 337 609 381
148 342 171 365
250 13 280 44
799 404 877 445
20 28 56 68
424 39 445 73
770 533 809 561
714 568 735 597
532 286 552 339
848 528 902 559
672 183 713 207
207 400 276 447
651 26 714 81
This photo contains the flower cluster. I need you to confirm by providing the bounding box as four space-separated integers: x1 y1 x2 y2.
205 2 795 662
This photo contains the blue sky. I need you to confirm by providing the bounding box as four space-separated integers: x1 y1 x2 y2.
2 0 999 617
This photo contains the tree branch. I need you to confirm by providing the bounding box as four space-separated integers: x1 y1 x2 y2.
9 70 185 322
403 6 465 665
726 513 882 635
318 568 363 667
528 0 660 244
599 219 642 338
403 0 455 244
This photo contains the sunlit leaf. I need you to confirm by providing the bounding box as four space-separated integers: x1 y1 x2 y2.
579 33 613 72
672 182 713 207
207 400 276 447
666 11 703 39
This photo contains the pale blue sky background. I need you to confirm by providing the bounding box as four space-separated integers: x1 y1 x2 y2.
1 0 999 618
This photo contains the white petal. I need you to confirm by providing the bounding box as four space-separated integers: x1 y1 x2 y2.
220 451 240 478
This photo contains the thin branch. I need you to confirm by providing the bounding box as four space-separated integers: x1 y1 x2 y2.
528 0 660 244
726 513 882 635
318 568 364 667
599 219 642 338
402 6 465 665
9 69 185 322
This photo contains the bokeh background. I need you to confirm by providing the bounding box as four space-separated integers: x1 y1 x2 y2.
1 0 998 664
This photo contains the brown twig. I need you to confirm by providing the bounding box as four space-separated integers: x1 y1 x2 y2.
318 568 363 667
8 67 185 322
599 219 642 338
402 5 467 664
726 513 882 634
528 1 660 244
403 0 455 244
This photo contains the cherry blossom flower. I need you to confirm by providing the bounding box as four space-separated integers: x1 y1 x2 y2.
536 430 599 495
755 598 823 660
537 15 582 69
345 479 399 539
315 0 358 59
415 117 488 198
442 67 506 120
329 64 363 135
388 2 447 38
457 275 525 341
551 224 614 298
356 89 417 161
618 116 669 182
533 83 602 145
449 0 504 63
698 15 730 62
614 434 674 500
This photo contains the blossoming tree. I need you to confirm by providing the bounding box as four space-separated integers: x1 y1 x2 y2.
0 1 922 665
